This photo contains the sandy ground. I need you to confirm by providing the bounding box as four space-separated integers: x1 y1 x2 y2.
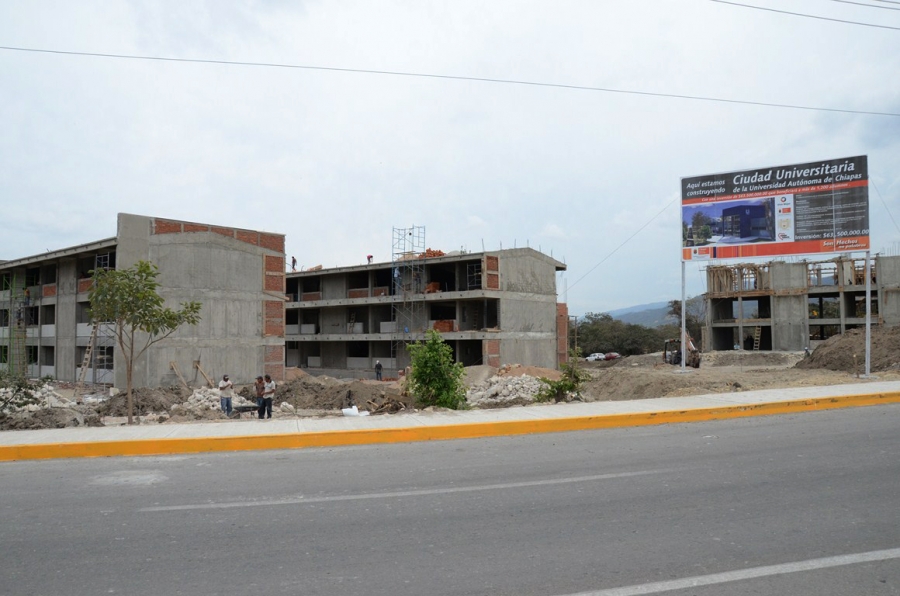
5 326 900 430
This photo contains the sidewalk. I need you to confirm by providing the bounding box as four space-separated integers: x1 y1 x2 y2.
2 380 900 461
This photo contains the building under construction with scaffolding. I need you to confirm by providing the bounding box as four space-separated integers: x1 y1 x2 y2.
284 226 568 374
0 213 286 388
705 255 900 352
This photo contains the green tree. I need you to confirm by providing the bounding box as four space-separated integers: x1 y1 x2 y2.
406 329 466 409
89 261 201 424
667 296 705 341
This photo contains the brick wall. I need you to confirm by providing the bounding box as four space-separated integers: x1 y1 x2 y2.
152 218 286 254
483 338 501 368
556 303 569 365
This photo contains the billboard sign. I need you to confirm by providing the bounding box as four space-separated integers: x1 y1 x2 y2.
681 155 868 261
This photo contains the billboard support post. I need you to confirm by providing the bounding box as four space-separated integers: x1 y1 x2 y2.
865 250 873 378
681 261 686 373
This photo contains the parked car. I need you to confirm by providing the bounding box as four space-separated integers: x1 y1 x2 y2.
604 352 621 360
585 353 606 362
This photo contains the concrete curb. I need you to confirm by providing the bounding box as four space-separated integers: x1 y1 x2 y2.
2 391 900 462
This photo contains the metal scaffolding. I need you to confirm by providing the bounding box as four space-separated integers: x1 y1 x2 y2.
390 225 426 370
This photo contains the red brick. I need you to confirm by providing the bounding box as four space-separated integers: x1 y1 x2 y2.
236 230 259 246
484 339 500 355
265 255 284 273
487 355 501 367
264 300 284 318
183 223 209 233
485 255 499 271
348 288 369 299
301 292 322 302
264 319 284 336
264 363 285 381
154 220 182 234
264 273 284 292
42 284 57 297
265 345 284 361
77 279 93 294
259 233 284 253
486 273 500 290
211 226 234 238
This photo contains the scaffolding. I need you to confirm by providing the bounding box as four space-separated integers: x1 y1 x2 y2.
390 225 426 370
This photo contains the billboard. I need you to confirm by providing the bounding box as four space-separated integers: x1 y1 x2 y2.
681 155 868 261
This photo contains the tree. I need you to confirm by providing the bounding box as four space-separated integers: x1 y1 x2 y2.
89 261 201 424
667 296 705 341
406 329 466 409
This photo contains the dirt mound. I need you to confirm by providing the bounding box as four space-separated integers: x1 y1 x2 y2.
704 351 805 367
96 386 189 416
796 326 900 373
275 376 411 411
0 406 102 430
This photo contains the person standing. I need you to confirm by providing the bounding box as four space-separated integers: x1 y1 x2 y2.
291 256 297 272
375 360 383 381
218 375 234 416
254 376 265 417
260 374 276 419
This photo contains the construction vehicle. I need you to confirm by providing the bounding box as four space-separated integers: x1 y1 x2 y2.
663 333 701 368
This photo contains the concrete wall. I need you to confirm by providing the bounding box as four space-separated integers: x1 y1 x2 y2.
770 262 807 291
771 295 808 351
54 259 79 382
877 256 900 326
115 214 286 388
494 248 558 295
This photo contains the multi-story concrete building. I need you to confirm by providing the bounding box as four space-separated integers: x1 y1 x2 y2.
2 216 568 388
0 213 286 387
705 255 900 351
284 248 568 374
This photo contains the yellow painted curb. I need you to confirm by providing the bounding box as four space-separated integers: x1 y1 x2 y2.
2 391 900 462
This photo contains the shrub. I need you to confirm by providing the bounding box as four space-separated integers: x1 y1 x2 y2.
537 351 590 403
407 330 467 409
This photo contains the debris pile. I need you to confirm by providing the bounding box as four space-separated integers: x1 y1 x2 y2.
1 383 102 430
1 383 68 414
169 388 256 419
466 374 545 408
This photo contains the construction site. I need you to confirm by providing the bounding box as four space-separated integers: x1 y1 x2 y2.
704 254 900 352
5 213 900 431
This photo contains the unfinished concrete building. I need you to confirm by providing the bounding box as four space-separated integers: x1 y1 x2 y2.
705 255 900 351
0 213 286 387
284 247 568 374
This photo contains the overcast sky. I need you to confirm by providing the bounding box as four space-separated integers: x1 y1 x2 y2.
2 1 898 316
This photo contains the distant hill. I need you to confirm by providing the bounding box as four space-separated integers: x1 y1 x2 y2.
607 301 677 328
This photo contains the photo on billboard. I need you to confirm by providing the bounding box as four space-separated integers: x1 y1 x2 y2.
681 156 868 261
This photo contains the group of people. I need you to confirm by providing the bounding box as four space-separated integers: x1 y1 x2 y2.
217 374 276 419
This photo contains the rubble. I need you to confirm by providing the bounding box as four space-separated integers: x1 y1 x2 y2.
169 388 257 420
467 374 545 408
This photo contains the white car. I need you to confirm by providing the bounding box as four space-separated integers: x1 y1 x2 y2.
585 353 606 362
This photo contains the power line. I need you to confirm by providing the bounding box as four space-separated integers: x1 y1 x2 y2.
0 45 898 118
872 181 900 236
567 198 678 292
710 0 900 29
824 0 900 10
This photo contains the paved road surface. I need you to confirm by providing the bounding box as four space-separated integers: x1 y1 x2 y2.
2 406 899 595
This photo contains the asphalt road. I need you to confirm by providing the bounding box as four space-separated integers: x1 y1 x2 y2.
2 406 899 596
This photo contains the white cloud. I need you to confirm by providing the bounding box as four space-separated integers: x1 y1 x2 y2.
1 0 898 314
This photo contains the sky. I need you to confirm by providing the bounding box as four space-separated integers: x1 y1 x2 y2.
2 0 899 317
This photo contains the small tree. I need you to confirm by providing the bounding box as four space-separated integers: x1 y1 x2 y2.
538 350 590 403
406 329 466 409
89 261 201 424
